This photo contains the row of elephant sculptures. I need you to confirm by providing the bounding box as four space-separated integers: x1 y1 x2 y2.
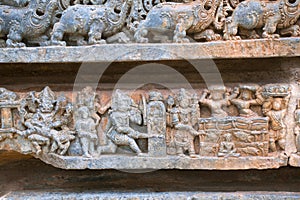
0 0 299 47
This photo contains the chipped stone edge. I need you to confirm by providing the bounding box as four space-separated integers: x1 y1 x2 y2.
0 38 299 63
34 153 288 170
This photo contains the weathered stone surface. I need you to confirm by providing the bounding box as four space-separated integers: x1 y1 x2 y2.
0 38 298 63
3 191 300 200
36 153 288 170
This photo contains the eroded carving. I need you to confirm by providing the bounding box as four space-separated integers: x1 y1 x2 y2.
0 84 295 169
224 0 300 40
0 0 58 47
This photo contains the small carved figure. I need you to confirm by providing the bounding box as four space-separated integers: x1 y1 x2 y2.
231 85 264 118
224 0 300 40
172 89 203 158
75 106 99 157
294 99 300 152
106 90 150 156
262 85 291 152
217 133 240 157
0 0 58 47
51 0 132 46
200 86 238 118
134 0 222 43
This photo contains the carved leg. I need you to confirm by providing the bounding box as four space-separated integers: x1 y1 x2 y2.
6 33 25 48
280 25 300 37
127 137 142 154
262 18 279 38
69 35 87 46
88 20 106 45
134 28 149 43
50 23 67 46
80 137 91 157
239 28 260 39
106 32 131 44
223 17 241 40
60 141 70 155
277 129 286 150
193 29 221 41
173 18 190 43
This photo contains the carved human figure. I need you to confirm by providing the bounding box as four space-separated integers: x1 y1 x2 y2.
262 92 290 152
217 133 240 157
18 87 74 155
75 106 99 157
200 86 238 118
231 85 264 118
106 90 150 156
172 89 203 158
294 99 300 152
50 103 76 155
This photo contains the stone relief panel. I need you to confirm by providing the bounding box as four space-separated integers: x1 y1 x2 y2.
0 84 298 169
0 0 299 47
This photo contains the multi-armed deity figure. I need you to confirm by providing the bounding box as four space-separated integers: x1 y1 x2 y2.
18 87 75 155
200 86 239 118
230 85 264 118
106 89 150 156
262 85 291 152
171 89 203 158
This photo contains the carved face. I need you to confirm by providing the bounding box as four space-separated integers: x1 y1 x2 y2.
272 99 282 111
39 101 54 113
211 91 223 101
179 98 189 108
240 90 252 100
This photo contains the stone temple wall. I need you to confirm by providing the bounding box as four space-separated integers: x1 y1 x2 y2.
0 0 300 198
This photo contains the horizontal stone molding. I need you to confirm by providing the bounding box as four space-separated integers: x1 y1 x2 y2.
0 38 299 63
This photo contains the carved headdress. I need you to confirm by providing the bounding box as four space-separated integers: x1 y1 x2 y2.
38 86 56 112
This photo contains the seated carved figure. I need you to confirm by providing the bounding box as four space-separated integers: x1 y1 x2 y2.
50 1 131 46
134 0 222 43
217 133 240 157
224 0 300 40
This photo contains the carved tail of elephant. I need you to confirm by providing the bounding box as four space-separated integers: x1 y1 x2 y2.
107 0 132 31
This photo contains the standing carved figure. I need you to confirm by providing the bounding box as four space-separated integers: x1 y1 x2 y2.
172 89 203 158
224 0 300 40
231 85 264 118
294 99 300 152
75 106 99 157
106 90 149 156
262 85 291 152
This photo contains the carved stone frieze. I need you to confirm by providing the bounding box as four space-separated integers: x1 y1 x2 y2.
0 0 298 47
0 84 298 170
